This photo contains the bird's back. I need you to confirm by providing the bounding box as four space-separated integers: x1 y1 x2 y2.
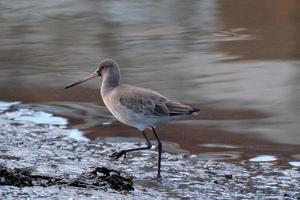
102 84 199 130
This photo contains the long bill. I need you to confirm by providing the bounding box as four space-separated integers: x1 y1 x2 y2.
64 72 99 89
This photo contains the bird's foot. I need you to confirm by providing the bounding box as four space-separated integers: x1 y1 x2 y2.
110 150 127 159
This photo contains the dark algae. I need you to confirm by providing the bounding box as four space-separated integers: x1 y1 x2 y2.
0 166 33 187
0 165 133 191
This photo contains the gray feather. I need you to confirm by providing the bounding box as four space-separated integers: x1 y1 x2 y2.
117 85 198 117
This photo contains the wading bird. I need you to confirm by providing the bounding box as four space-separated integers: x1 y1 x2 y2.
65 59 200 178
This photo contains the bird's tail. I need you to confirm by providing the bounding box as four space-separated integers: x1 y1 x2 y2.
188 107 200 115
167 100 200 116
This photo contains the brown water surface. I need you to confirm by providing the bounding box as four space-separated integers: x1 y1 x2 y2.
1 0 300 166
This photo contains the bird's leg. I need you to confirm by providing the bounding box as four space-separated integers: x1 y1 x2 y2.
152 127 162 178
110 131 152 159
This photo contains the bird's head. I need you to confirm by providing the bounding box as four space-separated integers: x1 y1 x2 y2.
96 59 119 78
64 59 119 89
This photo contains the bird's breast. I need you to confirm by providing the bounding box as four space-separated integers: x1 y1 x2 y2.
102 93 145 128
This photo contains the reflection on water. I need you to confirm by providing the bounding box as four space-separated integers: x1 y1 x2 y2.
0 101 88 141
249 155 277 162
217 0 300 60
1 1 300 164
0 101 20 112
289 161 300 167
197 151 240 161
15 110 67 125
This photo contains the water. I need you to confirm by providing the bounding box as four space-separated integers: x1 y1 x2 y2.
1 0 300 167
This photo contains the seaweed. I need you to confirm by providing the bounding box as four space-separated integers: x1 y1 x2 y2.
0 165 133 192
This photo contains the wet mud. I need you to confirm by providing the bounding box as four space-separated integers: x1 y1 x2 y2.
0 102 300 199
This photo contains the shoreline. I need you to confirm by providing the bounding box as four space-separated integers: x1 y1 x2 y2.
0 85 300 165
0 102 300 199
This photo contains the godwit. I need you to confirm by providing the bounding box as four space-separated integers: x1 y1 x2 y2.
65 59 200 178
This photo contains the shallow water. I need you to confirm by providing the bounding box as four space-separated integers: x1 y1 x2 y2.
1 0 300 168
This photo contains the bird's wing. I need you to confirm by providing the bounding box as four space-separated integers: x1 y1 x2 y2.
119 93 168 117
118 87 199 117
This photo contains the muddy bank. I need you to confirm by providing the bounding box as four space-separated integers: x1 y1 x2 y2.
0 102 300 199
10 96 300 165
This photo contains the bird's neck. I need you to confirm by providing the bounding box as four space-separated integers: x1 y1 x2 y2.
101 72 120 97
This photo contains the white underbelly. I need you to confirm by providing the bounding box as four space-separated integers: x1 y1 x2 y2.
103 97 154 131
